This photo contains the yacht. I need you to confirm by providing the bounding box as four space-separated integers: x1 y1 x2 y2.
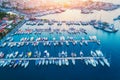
95 50 104 57
2 42 7 47
18 52 24 58
0 52 4 58
99 59 104 66
71 59 75 65
24 61 29 68
27 52 32 58
13 60 19 68
45 59 49 65
55 59 59 65
59 59 62 66
91 51 97 57
35 60 39 65
80 41 83 46
89 59 97 67
84 41 88 46
65 59 69 66
0 60 4 67
2 60 8 67
13 51 19 58
42 59 45 65
80 51 84 57
103 58 110 67
30 37 34 41
62 59 65 65
18 60 22 66
49 59 52 64
39 59 42 65
84 59 89 65
66 41 69 46
21 61 25 67
73 41 77 45
97 40 101 45
52 59 55 64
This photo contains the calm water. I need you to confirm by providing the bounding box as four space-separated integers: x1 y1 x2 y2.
0 8 120 80
40 9 120 24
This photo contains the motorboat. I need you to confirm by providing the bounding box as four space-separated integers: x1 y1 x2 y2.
95 50 104 57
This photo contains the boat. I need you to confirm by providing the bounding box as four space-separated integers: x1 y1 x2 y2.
17 42 21 47
13 60 19 68
18 60 22 66
62 59 65 65
30 37 34 41
93 21 119 33
52 59 55 64
44 50 50 57
103 58 110 67
53 42 57 46
49 59 52 64
94 59 99 65
97 40 101 45
80 41 83 46
0 60 5 67
6 60 11 66
95 50 104 57
58 59 62 66
84 59 89 65
80 51 83 57
55 59 59 65
66 41 69 46
9 53 14 58
72 41 77 45
35 60 39 65
65 59 69 66
21 61 25 67
45 59 49 65
84 41 88 46
91 51 97 57
39 59 42 65
9 60 15 67
5 54 10 59
89 36 97 40
89 59 97 67
71 59 75 65
71 52 77 58
42 59 45 65
99 59 104 66
18 52 24 58
103 27 119 33
27 52 32 57
0 52 4 58
2 60 8 67
10 44 14 48
2 42 7 47
34 51 41 58
13 51 19 58
24 61 29 68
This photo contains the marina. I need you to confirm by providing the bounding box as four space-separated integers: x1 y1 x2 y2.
0 17 114 68
0 0 120 80
0 50 110 68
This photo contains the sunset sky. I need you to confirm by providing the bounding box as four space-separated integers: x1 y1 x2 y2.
4 0 119 10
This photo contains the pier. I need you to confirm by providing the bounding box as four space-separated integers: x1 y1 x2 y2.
4 40 100 44
0 57 105 61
